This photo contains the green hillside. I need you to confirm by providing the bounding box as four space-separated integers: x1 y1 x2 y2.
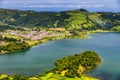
0 8 120 31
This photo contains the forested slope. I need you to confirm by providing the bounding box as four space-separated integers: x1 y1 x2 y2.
0 8 120 31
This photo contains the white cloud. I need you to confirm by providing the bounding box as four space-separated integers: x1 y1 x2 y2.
10 4 14 7
22 4 81 8
82 1 88 4
1 2 116 9
21 4 109 8
93 4 107 8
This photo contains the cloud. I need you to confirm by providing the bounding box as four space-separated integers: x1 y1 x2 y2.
20 3 112 9
93 4 107 8
21 4 81 8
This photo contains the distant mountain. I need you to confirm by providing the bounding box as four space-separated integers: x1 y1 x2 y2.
0 8 120 31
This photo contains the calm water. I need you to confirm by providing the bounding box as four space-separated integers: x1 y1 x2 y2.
0 32 120 80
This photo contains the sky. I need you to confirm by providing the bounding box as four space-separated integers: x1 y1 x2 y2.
0 0 119 12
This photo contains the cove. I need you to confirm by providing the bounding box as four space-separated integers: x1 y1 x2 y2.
0 32 120 80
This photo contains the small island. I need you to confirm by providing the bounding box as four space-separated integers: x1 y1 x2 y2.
0 51 102 80
52 51 102 77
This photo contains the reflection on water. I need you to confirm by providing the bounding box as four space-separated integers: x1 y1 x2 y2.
88 69 114 80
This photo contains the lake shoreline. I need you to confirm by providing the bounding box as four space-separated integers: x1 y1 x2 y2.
0 30 119 55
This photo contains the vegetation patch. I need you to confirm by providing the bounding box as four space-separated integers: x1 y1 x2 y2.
52 51 102 78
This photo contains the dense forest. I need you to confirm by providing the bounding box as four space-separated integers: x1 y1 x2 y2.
0 8 120 31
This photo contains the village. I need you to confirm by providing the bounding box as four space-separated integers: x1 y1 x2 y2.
0 28 70 46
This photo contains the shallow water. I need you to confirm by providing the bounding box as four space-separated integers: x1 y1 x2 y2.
0 32 120 80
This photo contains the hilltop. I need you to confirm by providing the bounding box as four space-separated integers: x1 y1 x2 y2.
0 8 120 31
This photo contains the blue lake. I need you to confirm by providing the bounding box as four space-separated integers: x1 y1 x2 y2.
0 32 120 80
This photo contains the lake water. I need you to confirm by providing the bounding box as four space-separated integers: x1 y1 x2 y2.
0 32 120 80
